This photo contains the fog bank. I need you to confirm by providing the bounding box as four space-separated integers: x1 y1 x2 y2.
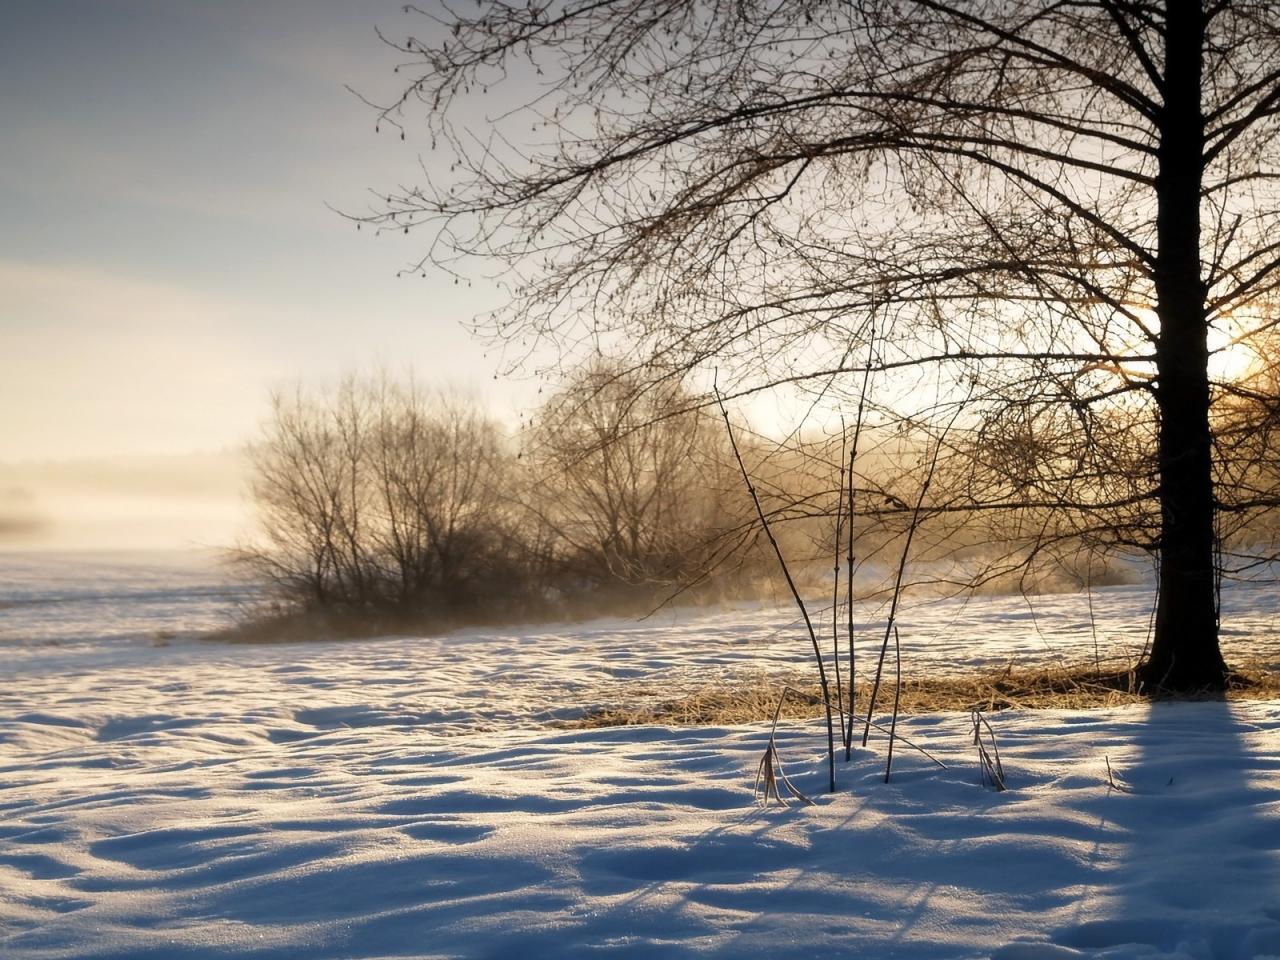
0 451 246 552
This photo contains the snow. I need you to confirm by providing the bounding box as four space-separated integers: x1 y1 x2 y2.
3 552 1280 958
0 550 249 657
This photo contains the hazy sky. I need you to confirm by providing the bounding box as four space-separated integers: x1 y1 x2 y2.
1 0 523 464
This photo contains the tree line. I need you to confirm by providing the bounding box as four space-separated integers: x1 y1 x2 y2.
233 366 768 633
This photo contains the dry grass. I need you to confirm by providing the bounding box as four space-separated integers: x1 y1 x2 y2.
568 660 1280 728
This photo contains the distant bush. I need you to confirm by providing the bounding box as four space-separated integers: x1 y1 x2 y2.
234 378 543 628
232 364 1143 642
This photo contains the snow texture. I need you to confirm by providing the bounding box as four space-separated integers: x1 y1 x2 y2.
3 552 1280 958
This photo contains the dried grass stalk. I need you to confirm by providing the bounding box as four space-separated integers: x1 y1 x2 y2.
754 686 816 807
1104 754 1133 793
971 709 1007 792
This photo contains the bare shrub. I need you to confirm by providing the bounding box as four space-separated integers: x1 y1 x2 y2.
524 363 750 602
235 377 527 628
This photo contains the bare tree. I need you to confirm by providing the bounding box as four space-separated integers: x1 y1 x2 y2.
526 362 744 592
358 1 1280 690
238 377 518 624
241 381 373 609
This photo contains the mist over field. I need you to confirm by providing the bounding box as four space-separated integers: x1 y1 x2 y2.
0 452 246 552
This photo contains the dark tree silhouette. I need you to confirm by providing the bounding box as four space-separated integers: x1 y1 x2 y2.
360 1 1280 691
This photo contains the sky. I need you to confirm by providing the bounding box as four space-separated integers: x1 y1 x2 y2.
0 1 535 549
1 0 525 465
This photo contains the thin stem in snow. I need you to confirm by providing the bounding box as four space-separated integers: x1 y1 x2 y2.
715 382 836 794
863 391 966 748
884 624 902 783
832 423 847 748
845 324 874 757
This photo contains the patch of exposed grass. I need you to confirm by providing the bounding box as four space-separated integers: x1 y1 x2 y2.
568 660 1280 728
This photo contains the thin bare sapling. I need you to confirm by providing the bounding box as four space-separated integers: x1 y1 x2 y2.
715 384 837 793
832 425 848 752
884 624 903 783
844 326 875 758
862 397 964 747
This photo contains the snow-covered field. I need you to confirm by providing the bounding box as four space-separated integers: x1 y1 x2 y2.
0 551 249 655
3 552 1279 958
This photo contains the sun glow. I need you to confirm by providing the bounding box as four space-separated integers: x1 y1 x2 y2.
1128 305 1260 384
1208 313 1261 384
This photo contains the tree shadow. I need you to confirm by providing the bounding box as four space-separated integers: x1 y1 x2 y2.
1014 699 1280 959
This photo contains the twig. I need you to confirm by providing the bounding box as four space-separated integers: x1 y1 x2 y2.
867 717 949 770
1104 755 1132 793
803 691 949 770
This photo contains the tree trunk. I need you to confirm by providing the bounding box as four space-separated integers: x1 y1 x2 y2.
1141 0 1228 691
